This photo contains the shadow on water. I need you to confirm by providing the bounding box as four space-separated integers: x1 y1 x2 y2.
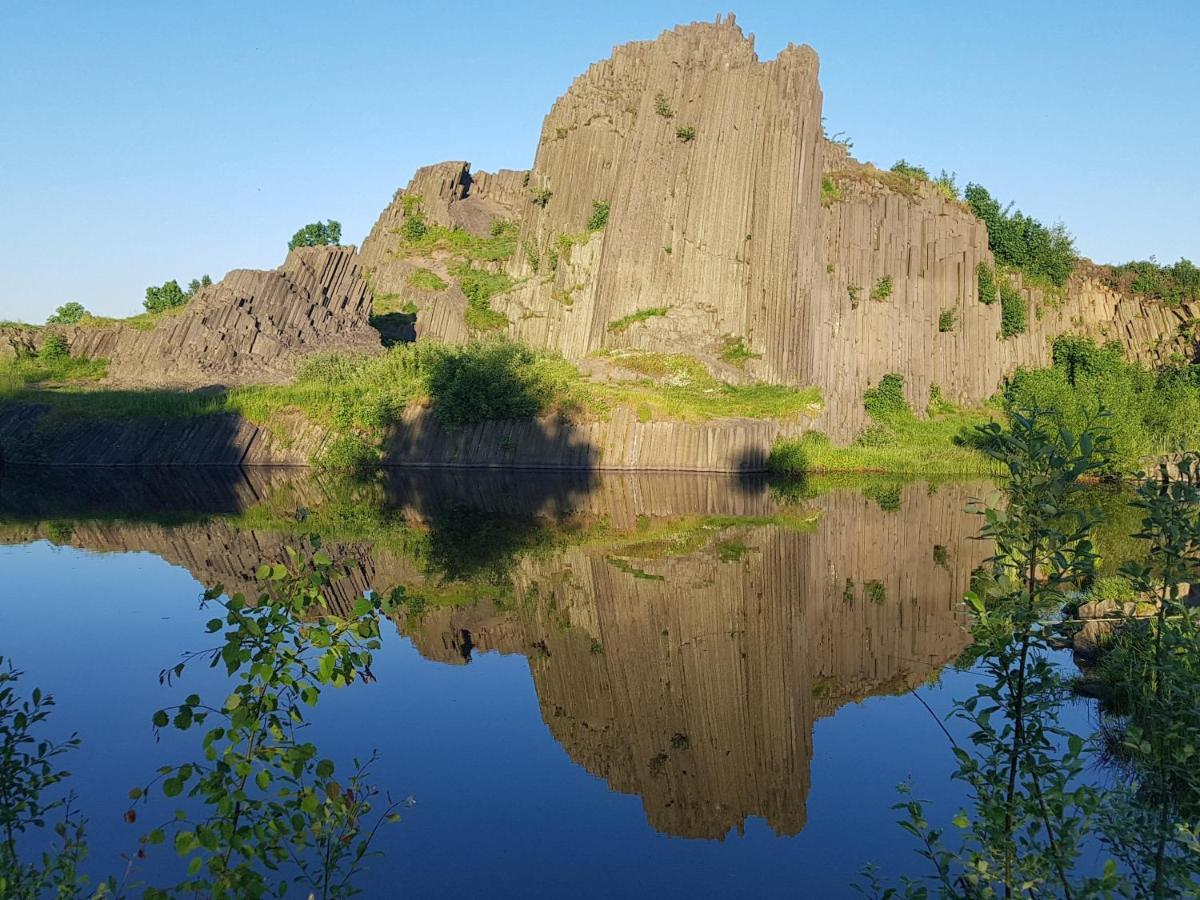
0 466 993 841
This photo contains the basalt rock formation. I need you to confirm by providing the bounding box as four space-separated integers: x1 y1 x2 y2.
359 14 1197 438
2 246 377 387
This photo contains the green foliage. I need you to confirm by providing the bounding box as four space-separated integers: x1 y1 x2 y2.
999 278 1028 337
314 433 380 472
523 240 540 270
406 268 448 292
452 263 514 331
397 218 517 264
820 176 843 208
607 307 668 333
653 92 673 118
45 302 87 325
863 373 910 421
38 333 69 361
890 159 929 180
977 261 998 304
718 335 761 367
530 188 552 208
1006 337 1200 474
870 275 893 302
873 409 1117 897
288 219 342 250
847 285 862 308
586 201 610 231
1089 574 1135 605
675 125 696 143
1105 258 1200 306
143 279 187 314
938 308 956 332
131 552 399 898
965 183 1077 286
426 340 572 430
401 215 427 242
0 658 94 900
933 169 960 202
186 274 213 296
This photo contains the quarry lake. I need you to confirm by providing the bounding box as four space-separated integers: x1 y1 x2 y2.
0 467 1093 897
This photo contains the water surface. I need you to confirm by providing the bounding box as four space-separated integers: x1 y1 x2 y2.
0 467 1016 897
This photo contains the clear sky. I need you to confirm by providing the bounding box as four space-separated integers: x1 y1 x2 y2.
2 0 1197 322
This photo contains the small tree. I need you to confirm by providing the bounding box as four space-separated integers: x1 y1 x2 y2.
45 302 88 325
288 220 342 251
185 275 212 298
144 280 188 314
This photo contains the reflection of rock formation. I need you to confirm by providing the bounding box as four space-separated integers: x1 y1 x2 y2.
399 482 984 839
0 470 987 840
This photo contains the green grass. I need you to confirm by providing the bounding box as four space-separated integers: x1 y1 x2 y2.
0 352 108 388
719 335 761 367
768 375 1001 476
392 216 518 263
590 351 822 422
607 307 668 333
406 268 448 292
452 263 514 331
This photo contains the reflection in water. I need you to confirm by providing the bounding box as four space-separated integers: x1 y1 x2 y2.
0 467 988 841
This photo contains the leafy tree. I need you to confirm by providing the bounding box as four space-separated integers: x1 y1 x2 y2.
288 220 342 251
185 275 212 297
45 302 87 325
143 280 188 314
965 184 1077 287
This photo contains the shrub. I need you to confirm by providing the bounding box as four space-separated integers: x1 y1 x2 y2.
933 170 960 202
587 201 610 231
38 333 69 361
288 219 341 250
452 263 513 331
863 373 911 422
938 308 957 332
530 188 552 208
870 275 894 302
607 307 668 333
1105 258 1200 306
314 433 380 472
675 125 696 143
999 279 1027 338
46 302 87 325
401 214 427 242
820 177 843 208
186 275 212 297
1089 575 1136 606
965 183 1076 286
653 92 673 118
847 285 862 308
427 340 570 430
890 159 929 180
977 262 998 304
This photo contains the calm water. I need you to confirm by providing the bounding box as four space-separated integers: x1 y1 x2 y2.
0 467 1094 897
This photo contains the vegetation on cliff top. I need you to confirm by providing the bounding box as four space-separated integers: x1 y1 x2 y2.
965 183 1077 287
287 218 342 250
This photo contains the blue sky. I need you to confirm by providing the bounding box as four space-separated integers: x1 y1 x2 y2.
2 1 1197 322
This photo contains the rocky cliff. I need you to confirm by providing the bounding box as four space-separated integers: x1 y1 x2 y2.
2 245 378 387
358 14 1196 438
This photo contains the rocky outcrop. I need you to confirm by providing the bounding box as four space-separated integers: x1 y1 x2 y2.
2 246 378 386
359 15 1197 440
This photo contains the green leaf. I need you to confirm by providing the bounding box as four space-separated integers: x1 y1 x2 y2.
316 759 335 779
256 769 272 791
152 710 169 728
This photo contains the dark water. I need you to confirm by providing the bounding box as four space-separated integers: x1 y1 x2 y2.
0 467 1093 897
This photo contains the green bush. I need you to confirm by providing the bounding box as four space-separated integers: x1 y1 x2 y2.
938 309 957 332
38 333 69 361
406 268 447 292
314 433 380 472
675 125 696 143
933 170 959 202
999 279 1027 338
1105 258 1200 306
965 184 1076 286
890 159 929 180
427 340 570 430
1005 336 1200 474
530 188 552 208
587 201 610 231
870 275 894 302
1089 575 1136 606
821 177 843 208
401 214 427 242
864 373 910 421
288 219 341 250
452 263 514 331
719 335 761 367
653 92 673 118
977 262 998 304
144 279 187 314
46 302 87 325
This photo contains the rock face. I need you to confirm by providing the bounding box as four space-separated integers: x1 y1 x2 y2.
3 246 378 386
359 14 1197 439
